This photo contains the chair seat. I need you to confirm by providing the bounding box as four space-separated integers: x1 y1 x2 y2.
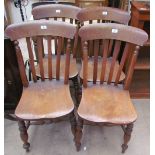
35 55 78 79
78 83 137 124
15 80 74 120
80 57 125 82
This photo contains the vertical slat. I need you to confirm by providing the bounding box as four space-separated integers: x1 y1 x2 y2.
70 18 73 24
93 40 99 84
14 40 28 87
37 36 44 81
124 46 140 90
62 17 65 22
72 27 78 58
75 19 78 25
83 41 88 88
54 37 57 55
54 17 57 21
89 20 92 24
108 40 114 56
56 37 62 80
88 40 93 57
26 37 37 82
47 36 52 80
41 37 45 57
61 17 65 55
107 40 121 84
64 39 71 84
100 39 109 84
115 43 129 86
54 17 58 55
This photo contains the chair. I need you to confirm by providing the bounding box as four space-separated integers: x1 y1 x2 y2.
75 23 148 153
32 4 81 106
5 20 77 152
77 6 130 83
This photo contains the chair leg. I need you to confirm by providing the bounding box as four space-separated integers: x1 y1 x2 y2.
72 76 80 107
18 120 30 152
69 111 77 140
75 117 83 151
121 123 134 153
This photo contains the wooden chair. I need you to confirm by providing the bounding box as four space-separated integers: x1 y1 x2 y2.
5 20 77 152
77 6 130 83
32 4 81 105
75 23 148 153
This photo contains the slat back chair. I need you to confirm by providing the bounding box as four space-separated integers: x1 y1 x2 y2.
32 4 81 57
75 23 148 152
77 7 130 83
5 20 77 152
32 4 81 105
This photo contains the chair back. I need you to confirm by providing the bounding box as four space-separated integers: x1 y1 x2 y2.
5 21 77 87
32 4 81 23
77 6 130 25
77 7 130 57
79 23 148 89
32 4 81 58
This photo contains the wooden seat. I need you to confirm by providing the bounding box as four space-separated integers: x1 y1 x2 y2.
77 7 130 82
35 55 78 79
80 57 125 82
5 20 77 152
15 80 74 120
75 23 148 153
78 83 137 124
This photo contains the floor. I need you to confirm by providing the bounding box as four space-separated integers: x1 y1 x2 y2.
4 99 149 155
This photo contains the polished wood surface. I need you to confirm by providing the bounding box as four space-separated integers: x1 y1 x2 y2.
77 7 130 83
78 23 148 45
35 55 78 79
80 57 125 82
15 80 74 120
32 4 80 79
77 6 130 24
75 23 148 152
32 4 81 20
5 21 77 152
78 83 137 124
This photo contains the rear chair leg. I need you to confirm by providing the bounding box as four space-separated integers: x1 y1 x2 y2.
69 111 77 140
75 117 83 151
122 123 134 153
72 76 79 107
18 120 30 152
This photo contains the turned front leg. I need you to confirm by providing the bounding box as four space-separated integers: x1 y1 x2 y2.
122 123 134 153
18 120 30 152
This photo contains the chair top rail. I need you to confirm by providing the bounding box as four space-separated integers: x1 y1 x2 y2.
32 4 81 20
77 6 130 24
5 20 77 41
79 23 148 46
